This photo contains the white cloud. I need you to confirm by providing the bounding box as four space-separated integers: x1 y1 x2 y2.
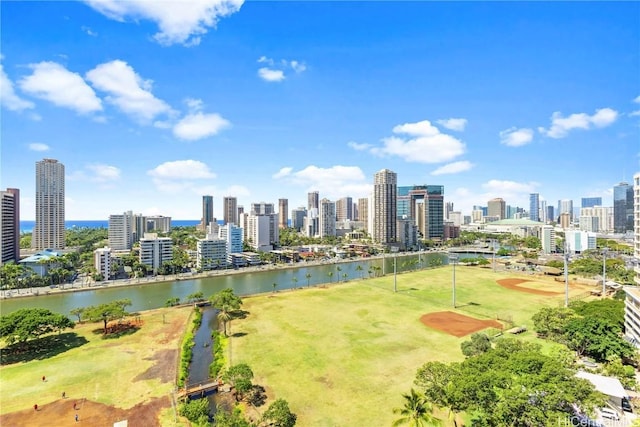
272 167 293 179
81 26 98 36
28 142 50 152
86 164 121 182
630 110 640 117
634 95 640 103
289 60 307 73
173 112 231 141
430 161 473 176
499 127 534 147
371 119 465 164
347 141 372 151
482 179 538 195
256 57 306 82
19 61 102 114
148 160 216 193
86 60 172 122
539 107 618 138
449 180 540 216
83 0 244 46
436 118 467 132
184 97 204 112
0 63 35 112
274 165 371 199
258 67 285 82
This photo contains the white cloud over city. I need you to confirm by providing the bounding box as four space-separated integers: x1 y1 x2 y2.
369 119 466 163
86 60 173 123
19 61 102 114
83 0 244 46
0 62 35 112
273 165 371 199
147 160 216 193
28 143 50 152
430 160 473 175
538 107 618 138
436 118 467 132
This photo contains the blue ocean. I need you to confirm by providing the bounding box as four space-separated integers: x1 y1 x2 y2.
20 220 201 234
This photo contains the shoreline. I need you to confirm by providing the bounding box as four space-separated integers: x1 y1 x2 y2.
0 252 438 301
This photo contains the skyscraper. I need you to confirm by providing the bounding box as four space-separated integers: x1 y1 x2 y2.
224 196 238 225
278 198 288 229
373 169 397 244
308 191 319 211
1 188 20 264
529 193 539 222
319 198 336 237
633 173 640 285
33 159 65 250
445 202 454 221
336 197 353 222
487 198 506 220
109 211 133 250
202 195 214 229
581 197 602 208
614 182 633 233
558 199 574 222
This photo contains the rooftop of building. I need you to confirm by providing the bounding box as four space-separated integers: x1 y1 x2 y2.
19 249 62 263
488 218 545 226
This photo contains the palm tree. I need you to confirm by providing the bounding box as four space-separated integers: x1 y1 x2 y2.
356 265 364 279
305 273 312 287
292 276 298 289
217 309 232 337
342 273 348 282
327 271 334 283
392 389 440 427
272 282 278 293
336 266 342 282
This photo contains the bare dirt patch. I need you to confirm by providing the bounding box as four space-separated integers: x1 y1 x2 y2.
420 311 503 337
134 349 178 383
0 396 170 427
496 278 560 296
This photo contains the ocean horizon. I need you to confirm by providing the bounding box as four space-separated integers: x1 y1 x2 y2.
19 219 202 234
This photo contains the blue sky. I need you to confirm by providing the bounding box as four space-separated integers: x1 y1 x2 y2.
2 1 639 220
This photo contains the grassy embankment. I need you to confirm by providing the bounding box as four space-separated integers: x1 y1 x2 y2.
231 266 591 426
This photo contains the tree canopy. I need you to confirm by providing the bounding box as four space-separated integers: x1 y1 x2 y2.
0 308 74 345
262 398 297 427
83 299 132 334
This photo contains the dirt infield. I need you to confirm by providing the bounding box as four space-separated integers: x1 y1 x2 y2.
420 311 503 337
0 396 169 427
496 278 560 296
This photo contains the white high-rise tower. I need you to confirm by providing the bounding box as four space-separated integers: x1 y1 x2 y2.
373 169 397 244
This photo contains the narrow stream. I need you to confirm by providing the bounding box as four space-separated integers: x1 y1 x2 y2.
187 307 220 414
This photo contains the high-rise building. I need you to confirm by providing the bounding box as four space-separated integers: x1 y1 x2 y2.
94 247 112 279
247 214 278 251
547 206 555 223
224 196 238 225
558 199 574 222
487 198 506 220
581 197 602 208
33 158 65 250
336 197 353 222
219 223 243 254
278 198 288 229
529 193 539 222
1 188 20 264
540 200 548 223
308 191 319 211
291 207 307 231
139 233 173 273
398 185 444 240
132 213 147 243
614 182 633 233
357 197 368 231
197 238 227 270
108 211 133 250
251 202 274 215
445 202 454 221
319 198 336 238
202 195 214 229
633 173 640 286
373 169 397 244
146 215 171 233
541 225 556 254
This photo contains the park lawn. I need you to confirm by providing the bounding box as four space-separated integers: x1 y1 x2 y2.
232 267 587 426
0 306 192 415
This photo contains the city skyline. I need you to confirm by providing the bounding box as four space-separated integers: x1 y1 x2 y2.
2 2 639 220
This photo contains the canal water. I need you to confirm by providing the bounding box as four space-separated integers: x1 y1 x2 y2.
0 253 448 316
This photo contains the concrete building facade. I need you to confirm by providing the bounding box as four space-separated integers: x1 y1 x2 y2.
33 159 65 250
139 233 173 273
1 188 20 265
373 169 397 244
224 196 238 225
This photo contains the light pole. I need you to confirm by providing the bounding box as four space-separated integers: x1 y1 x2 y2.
563 242 570 308
449 253 458 308
602 248 608 297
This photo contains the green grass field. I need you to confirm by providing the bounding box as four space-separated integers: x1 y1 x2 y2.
232 266 588 426
0 306 192 417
